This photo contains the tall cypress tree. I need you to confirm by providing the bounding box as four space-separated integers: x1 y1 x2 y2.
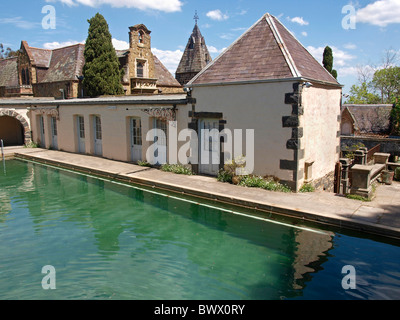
323 46 338 79
83 13 124 97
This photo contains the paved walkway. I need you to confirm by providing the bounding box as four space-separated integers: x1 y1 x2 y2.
3 147 400 240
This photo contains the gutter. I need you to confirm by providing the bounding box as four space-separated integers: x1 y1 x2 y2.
186 77 343 89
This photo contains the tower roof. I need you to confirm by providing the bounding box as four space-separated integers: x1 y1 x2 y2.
176 23 211 75
188 13 340 87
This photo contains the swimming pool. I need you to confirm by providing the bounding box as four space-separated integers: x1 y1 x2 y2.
0 159 399 300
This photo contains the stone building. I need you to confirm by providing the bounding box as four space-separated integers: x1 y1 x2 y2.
119 24 183 95
175 19 212 86
341 104 393 136
0 24 182 99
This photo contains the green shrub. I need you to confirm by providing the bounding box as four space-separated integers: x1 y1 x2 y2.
217 169 233 183
238 175 291 193
24 141 39 148
394 167 400 181
343 143 366 160
161 164 194 175
137 160 151 167
300 183 315 193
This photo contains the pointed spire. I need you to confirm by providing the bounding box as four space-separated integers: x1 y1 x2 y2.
175 16 212 86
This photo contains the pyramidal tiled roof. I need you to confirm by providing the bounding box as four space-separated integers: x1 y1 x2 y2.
188 13 340 86
176 24 211 75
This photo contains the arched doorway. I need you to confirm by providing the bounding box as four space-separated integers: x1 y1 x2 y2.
0 115 25 146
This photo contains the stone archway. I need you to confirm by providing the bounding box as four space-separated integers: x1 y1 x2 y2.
0 109 31 146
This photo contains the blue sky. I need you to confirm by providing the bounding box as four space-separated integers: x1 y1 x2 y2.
1 0 399 93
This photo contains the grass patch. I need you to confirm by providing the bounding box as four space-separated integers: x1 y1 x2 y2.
160 164 194 176
346 194 371 202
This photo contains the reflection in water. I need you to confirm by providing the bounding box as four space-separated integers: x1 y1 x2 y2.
0 160 399 300
292 231 334 290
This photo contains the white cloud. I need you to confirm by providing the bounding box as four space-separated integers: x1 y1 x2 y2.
306 46 356 68
46 0 183 12
337 66 358 77
0 17 40 29
356 0 400 27
301 31 308 37
208 46 226 56
288 16 309 26
152 48 183 75
206 9 229 21
112 38 129 50
43 40 84 49
344 43 357 50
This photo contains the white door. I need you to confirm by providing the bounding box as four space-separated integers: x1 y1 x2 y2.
77 116 85 153
130 118 142 162
93 116 103 156
199 119 220 176
38 115 45 148
50 116 58 150
152 118 167 165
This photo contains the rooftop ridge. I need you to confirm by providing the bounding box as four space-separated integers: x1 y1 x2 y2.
265 13 300 78
271 15 339 84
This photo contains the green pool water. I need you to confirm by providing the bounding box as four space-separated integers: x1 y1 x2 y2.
0 159 399 300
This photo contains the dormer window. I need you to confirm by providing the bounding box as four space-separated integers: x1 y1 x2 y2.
189 37 195 49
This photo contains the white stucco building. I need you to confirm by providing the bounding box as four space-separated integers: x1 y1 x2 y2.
186 13 343 191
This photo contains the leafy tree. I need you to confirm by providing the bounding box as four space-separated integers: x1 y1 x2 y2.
371 66 400 103
323 46 338 79
82 13 124 97
390 102 400 136
0 44 19 59
346 82 380 104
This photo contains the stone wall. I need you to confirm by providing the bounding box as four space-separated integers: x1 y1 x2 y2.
310 171 335 192
176 72 198 86
33 81 80 98
341 136 400 159
158 86 184 94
